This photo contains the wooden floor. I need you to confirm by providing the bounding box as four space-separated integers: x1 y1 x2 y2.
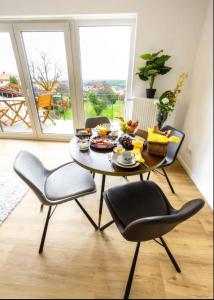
0 139 213 299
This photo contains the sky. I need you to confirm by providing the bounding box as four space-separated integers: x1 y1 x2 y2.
0 26 131 81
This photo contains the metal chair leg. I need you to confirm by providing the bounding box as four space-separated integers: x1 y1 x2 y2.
39 206 52 254
75 199 98 230
147 172 151 180
100 220 114 231
139 174 143 181
162 168 175 194
160 237 181 273
124 242 141 299
40 204 44 212
92 172 95 179
98 175 106 229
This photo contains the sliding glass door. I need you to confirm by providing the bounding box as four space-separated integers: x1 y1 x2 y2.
13 23 78 138
0 19 135 140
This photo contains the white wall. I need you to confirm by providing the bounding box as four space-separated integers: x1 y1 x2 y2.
178 0 213 208
0 0 209 100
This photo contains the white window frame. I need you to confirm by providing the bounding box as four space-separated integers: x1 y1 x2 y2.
0 17 136 140
71 18 136 126
0 23 38 139
13 22 79 140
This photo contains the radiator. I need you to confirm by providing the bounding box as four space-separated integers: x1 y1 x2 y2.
126 97 157 130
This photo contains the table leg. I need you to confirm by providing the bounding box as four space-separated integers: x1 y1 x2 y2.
139 174 144 181
98 174 106 229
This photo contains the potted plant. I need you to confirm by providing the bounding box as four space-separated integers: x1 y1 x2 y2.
154 72 188 129
136 50 171 98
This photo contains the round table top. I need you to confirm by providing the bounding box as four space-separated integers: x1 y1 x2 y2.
69 130 165 177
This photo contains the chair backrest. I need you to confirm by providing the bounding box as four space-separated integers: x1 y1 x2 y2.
37 94 52 109
122 198 204 242
13 151 50 204
161 125 185 166
85 116 110 128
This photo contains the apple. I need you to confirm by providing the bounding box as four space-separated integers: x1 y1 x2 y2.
127 126 135 133
131 120 138 127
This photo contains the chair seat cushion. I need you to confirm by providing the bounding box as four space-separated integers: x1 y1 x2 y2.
104 181 168 227
45 163 96 201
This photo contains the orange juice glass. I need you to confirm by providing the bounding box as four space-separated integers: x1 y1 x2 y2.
99 127 108 137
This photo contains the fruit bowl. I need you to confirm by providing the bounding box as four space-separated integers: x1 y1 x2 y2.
118 117 139 134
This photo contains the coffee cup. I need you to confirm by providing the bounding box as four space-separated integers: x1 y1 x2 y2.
122 151 134 163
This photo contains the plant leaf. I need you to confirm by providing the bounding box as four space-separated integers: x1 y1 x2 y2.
140 53 152 60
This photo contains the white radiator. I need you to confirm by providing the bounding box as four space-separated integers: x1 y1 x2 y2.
126 97 158 130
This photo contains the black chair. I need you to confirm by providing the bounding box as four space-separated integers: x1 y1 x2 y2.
103 180 204 299
85 116 110 129
147 125 185 193
13 150 97 253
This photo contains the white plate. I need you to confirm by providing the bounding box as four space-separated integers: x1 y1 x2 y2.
117 155 136 166
111 153 140 169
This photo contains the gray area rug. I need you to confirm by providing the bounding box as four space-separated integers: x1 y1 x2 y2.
0 171 28 224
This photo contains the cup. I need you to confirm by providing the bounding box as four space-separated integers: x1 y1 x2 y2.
122 151 134 163
99 127 108 137
79 141 89 151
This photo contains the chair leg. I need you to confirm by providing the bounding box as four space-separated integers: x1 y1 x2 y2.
139 174 143 181
98 175 106 229
74 199 98 230
160 237 181 273
100 220 114 231
162 168 175 194
92 172 95 179
124 242 141 299
39 206 52 254
40 204 44 212
147 171 151 180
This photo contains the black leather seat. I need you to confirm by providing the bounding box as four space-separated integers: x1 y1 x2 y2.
147 125 185 193
85 116 110 128
14 150 97 253
103 181 204 299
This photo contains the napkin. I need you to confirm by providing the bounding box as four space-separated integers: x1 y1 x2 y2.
147 128 181 144
131 148 145 163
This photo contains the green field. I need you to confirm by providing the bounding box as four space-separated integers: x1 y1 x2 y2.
54 99 124 121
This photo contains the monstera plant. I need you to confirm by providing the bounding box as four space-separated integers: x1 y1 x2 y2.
136 50 171 98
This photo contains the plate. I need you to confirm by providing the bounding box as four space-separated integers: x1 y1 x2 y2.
76 128 92 138
90 137 117 150
117 155 136 166
111 153 140 169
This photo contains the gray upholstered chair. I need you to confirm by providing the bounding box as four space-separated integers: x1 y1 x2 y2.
85 116 110 129
103 180 204 299
13 150 97 253
147 125 185 193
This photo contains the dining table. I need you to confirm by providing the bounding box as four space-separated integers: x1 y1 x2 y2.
0 97 30 128
69 129 165 230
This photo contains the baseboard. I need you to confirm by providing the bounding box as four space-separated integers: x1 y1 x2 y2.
178 154 213 209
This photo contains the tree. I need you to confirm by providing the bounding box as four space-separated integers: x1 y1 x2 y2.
97 88 118 105
88 92 108 116
9 76 18 85
29 53 62 92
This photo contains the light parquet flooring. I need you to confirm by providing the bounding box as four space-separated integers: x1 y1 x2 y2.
0 139 213 299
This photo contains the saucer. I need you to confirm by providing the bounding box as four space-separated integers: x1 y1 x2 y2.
117 155 136 166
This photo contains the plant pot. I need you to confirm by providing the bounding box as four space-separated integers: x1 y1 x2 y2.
146 88 156 98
